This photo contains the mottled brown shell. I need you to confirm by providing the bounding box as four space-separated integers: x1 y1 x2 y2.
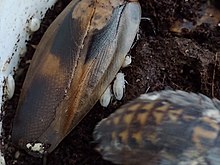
93 90 220 165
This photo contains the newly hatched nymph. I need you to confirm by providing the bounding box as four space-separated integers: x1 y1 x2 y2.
12 0 141 154
94 90 220 165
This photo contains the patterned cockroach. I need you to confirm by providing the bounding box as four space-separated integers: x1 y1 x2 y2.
93 90 220 165
12 0 141 154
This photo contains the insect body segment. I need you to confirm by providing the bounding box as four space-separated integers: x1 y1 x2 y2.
100 85 112 107
28 17 41 32
122 55 132 68
94 90 220 165
5 74 15 100
12 0 141 154
113 73 126 100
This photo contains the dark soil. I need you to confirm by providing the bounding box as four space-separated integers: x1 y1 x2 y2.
2 0 220 165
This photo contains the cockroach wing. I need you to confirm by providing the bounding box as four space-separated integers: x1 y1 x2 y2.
12 0 141 154
12 0 87 152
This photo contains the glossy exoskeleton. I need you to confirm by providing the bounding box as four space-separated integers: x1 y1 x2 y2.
12 0 141 154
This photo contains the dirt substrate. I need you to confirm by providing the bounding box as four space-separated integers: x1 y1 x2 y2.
2 0 220 165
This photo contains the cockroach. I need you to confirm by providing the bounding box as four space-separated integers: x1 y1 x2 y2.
12 0 141 155
113 72 126 100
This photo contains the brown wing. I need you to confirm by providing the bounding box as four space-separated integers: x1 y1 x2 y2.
12 0 141 154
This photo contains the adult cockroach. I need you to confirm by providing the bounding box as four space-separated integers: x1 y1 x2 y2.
12 0 141 154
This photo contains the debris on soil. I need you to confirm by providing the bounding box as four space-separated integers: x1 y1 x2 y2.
2 0 220 164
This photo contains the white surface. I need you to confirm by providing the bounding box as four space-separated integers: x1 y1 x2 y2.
0 0 58 164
